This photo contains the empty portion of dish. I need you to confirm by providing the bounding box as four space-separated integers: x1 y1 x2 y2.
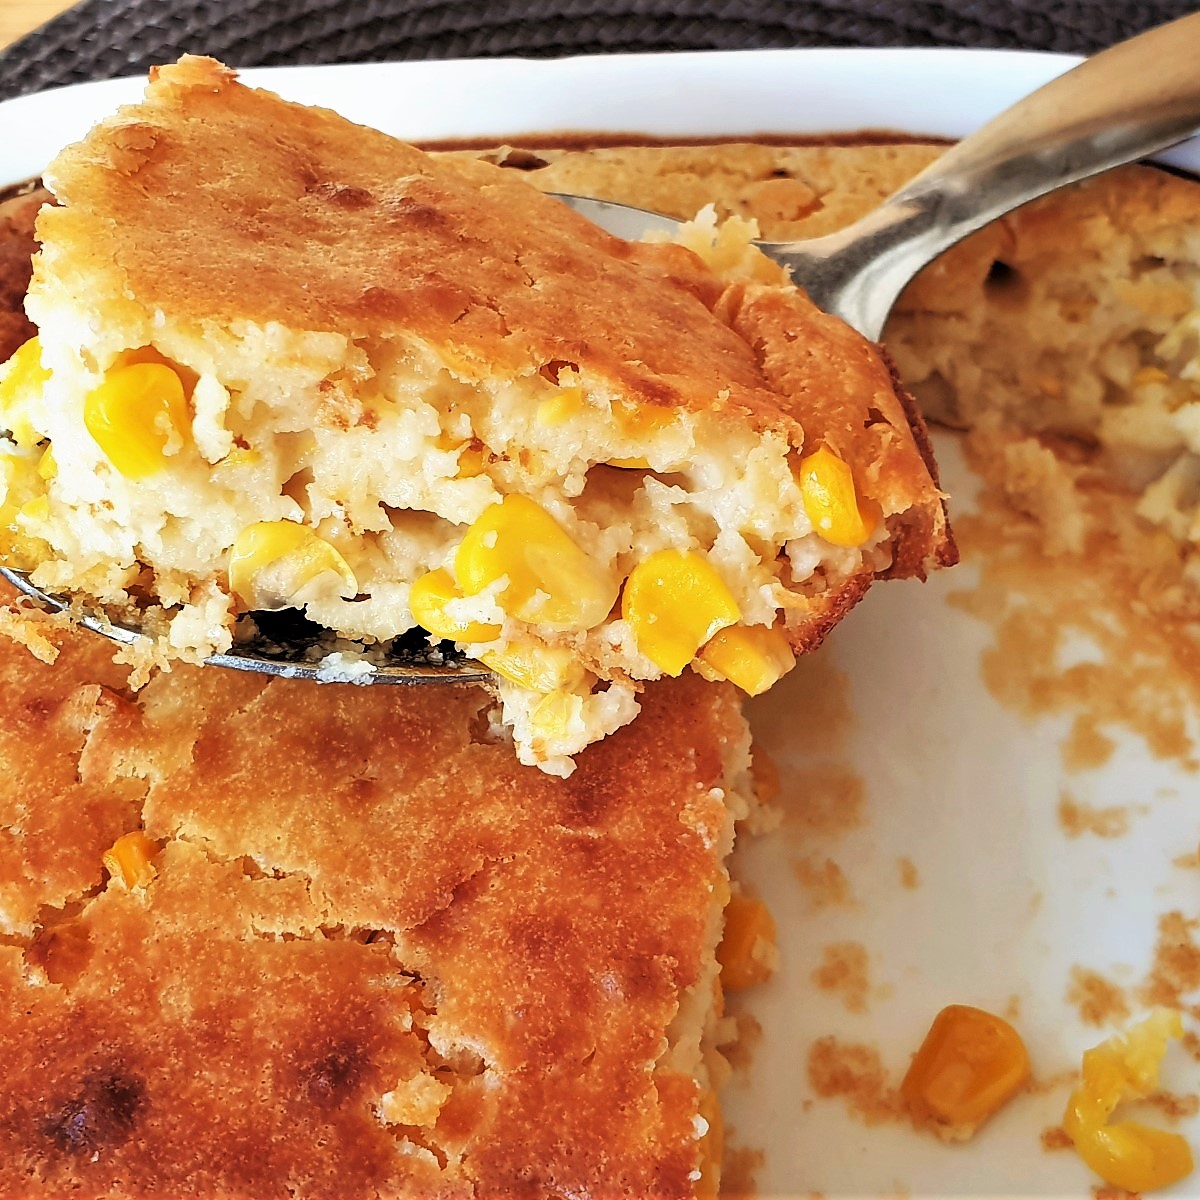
0 587 759 1198
0 56 952 773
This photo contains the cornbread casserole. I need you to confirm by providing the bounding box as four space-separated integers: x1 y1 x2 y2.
491 139 1200 624
0 580 756 1198
0 57 952 774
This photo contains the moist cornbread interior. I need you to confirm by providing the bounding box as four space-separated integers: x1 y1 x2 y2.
0 56 951 775
484 138 1200 619
0 595 753 1198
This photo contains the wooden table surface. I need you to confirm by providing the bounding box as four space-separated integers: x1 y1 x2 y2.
1 0 78 51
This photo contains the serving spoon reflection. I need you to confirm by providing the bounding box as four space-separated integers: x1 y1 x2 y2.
6 11 1200 684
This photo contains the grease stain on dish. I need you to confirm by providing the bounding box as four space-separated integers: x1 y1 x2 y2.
1057 793 1133 840
1066 966 1131 1028
806 1036 905 1126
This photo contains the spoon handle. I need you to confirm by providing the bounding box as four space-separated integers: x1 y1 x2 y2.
780 11 1200 340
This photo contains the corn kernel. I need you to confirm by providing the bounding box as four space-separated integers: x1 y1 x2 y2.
216 446 261 470
409 567 501 643
529 688 584 740
696 624 795 696
1063 1010 1194 1193
455 495 618 631
798 444 878 548
228 520 359 611
717 893 777 991
0 457 49 570
435 432 486 478
84 362 191 479
536 385 586 427
607 456 652 470
36 446 56 481
1133 365 1171 387
0 337 50 449
622 549 741 676
695 1089 723 1200
103 831 159 890
901 1005 1030 1139
614 399 677 438
480 641 589 694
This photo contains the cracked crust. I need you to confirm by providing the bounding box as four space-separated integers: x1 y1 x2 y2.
0 600 749 1198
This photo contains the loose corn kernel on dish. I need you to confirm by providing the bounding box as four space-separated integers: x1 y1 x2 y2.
0 580 763 1198
0 56 954 774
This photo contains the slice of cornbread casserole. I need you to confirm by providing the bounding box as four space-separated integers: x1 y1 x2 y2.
0 588 757 1199
0 56 953 774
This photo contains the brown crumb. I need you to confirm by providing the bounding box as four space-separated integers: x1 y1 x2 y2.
720 1145 765 1200
1138 911 1200 1012
812 942 870 1013
897 857 920 889
1057 792 1130 840
778 764 866 844
1144 1090 1200 1120
793 856 854 909
806 1037 905 1125
1093 1187 1142 1200
720 1012 764 1073
1061 718 1117 771
1181 1031 1200 1063
1173 850 1200 870
1041 1125 1073 1151
947 469 1200 774
1067 966 1131 1027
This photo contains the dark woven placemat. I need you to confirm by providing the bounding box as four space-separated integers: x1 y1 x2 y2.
0 0 1196 103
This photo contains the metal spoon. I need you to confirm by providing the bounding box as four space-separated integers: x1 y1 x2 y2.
6 12 1200 684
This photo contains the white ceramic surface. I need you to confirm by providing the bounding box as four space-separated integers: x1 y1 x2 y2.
3 49 1199 1200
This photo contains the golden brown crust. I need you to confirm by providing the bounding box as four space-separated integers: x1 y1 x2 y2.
40 56 804 436
0 613 746 1198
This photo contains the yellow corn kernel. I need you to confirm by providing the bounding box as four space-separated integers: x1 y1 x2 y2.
83 362 191 479
435 432 486 478
455 495 618 631
480 641 589 694
621 549 741 676
607 456 652 470
0 337 51 449
798 444 878 548
227 520 359 611
529 688 584 740
1063 1010 1193 1193
409 567 501 644
1133 365 1171 387
614 398 677 438
717 893 777 991
216 446 262 470
695 1089 723 1200
0 457 49 570
695 624 795 696
901 1005 1030 1139
536 385 586 427
112 345 199 394
103 831 159 890
36 446 56 481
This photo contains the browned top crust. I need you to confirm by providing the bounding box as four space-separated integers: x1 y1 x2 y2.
0 608 745 1199
39 55 802 435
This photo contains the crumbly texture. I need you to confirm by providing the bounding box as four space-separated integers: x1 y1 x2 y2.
0 581 751 1199
476 138 1200 625
1 58 952 773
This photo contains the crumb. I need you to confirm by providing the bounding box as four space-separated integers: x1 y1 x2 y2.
1067 966 1131 1027
1057 792 1130 839
812 942 870 1013
1041 1125 1073 1151
720 1145 765 1200
720 1012 764 1073
793 856 855 909
1144 1090 1200 1120
897 857 919 889
807 1037 905 1125
1138 911 1200 1012
778 765 866 842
